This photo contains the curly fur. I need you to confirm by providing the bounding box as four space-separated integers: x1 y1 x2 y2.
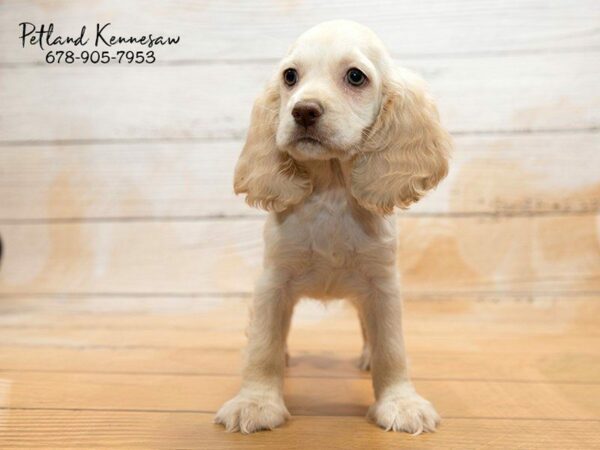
233 81 313 212
351 69 450 214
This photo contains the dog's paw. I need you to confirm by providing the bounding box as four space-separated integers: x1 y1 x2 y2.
368 386 440 434
358 345 371 371
214 391 290 434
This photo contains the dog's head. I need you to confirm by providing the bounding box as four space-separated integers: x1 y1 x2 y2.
234 20 451 214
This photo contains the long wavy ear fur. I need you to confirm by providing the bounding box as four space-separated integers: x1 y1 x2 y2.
351 68 451 215
233 81 312 212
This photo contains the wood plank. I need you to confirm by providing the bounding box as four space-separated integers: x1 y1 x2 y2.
2 0 599 64
1 296 597 383
1 295 598 382
1 295 598 329
1 133 598 220
1 53 598 142
1 291 599 313
0 371 598 420
1 296 599 336
0 215 598 295
2 344 599 384
1 411 598 450
0 320 597 354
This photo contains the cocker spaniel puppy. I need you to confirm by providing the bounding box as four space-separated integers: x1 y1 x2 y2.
215 20 450 434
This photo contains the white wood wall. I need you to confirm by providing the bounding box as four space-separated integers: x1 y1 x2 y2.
0 0 598 299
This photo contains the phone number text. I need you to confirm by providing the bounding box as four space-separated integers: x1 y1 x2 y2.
45 50 156 64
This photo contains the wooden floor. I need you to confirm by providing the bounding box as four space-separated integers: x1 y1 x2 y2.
0 295 598 449
1 0 599 448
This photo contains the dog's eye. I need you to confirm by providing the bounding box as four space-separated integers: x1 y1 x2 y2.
346 68 367 86
283 68 298 86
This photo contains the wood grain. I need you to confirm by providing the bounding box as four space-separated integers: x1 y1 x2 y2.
0 296 597 365
2 0 599 64
0 297 598 383
1 52 598 143
1 318 597 353
0 214 598 295
1 294 598 325
0 132 598 220
2 345 598 383
2 371 598 419
1 411 597 450
1 295 598 336
0 291 597 448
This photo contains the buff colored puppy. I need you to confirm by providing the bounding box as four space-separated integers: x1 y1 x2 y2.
215 20 450 434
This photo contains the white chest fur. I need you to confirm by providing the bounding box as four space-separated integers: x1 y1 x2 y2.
262 163 397 300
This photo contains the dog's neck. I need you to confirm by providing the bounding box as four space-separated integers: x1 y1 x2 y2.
290 157 386 237
296 158 352 193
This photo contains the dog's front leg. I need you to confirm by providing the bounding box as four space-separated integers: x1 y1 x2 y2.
214 269 295 433
359 279 440 434
357 310 372 371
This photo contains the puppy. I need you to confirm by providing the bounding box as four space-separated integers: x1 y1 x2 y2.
215 20 450 434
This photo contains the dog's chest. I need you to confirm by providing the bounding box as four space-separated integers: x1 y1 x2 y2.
298 189 364 267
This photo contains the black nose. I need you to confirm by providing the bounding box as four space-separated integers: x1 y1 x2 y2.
292 101 323 127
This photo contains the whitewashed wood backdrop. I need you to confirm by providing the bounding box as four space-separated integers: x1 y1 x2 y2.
0 0 598 299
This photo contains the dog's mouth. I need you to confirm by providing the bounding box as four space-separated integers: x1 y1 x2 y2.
296 136 322 145
284 127 352 161
286 129 353 161
292 129 329 148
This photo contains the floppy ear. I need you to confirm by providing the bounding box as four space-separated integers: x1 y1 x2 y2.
351 68 451 215
233 80 312 212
